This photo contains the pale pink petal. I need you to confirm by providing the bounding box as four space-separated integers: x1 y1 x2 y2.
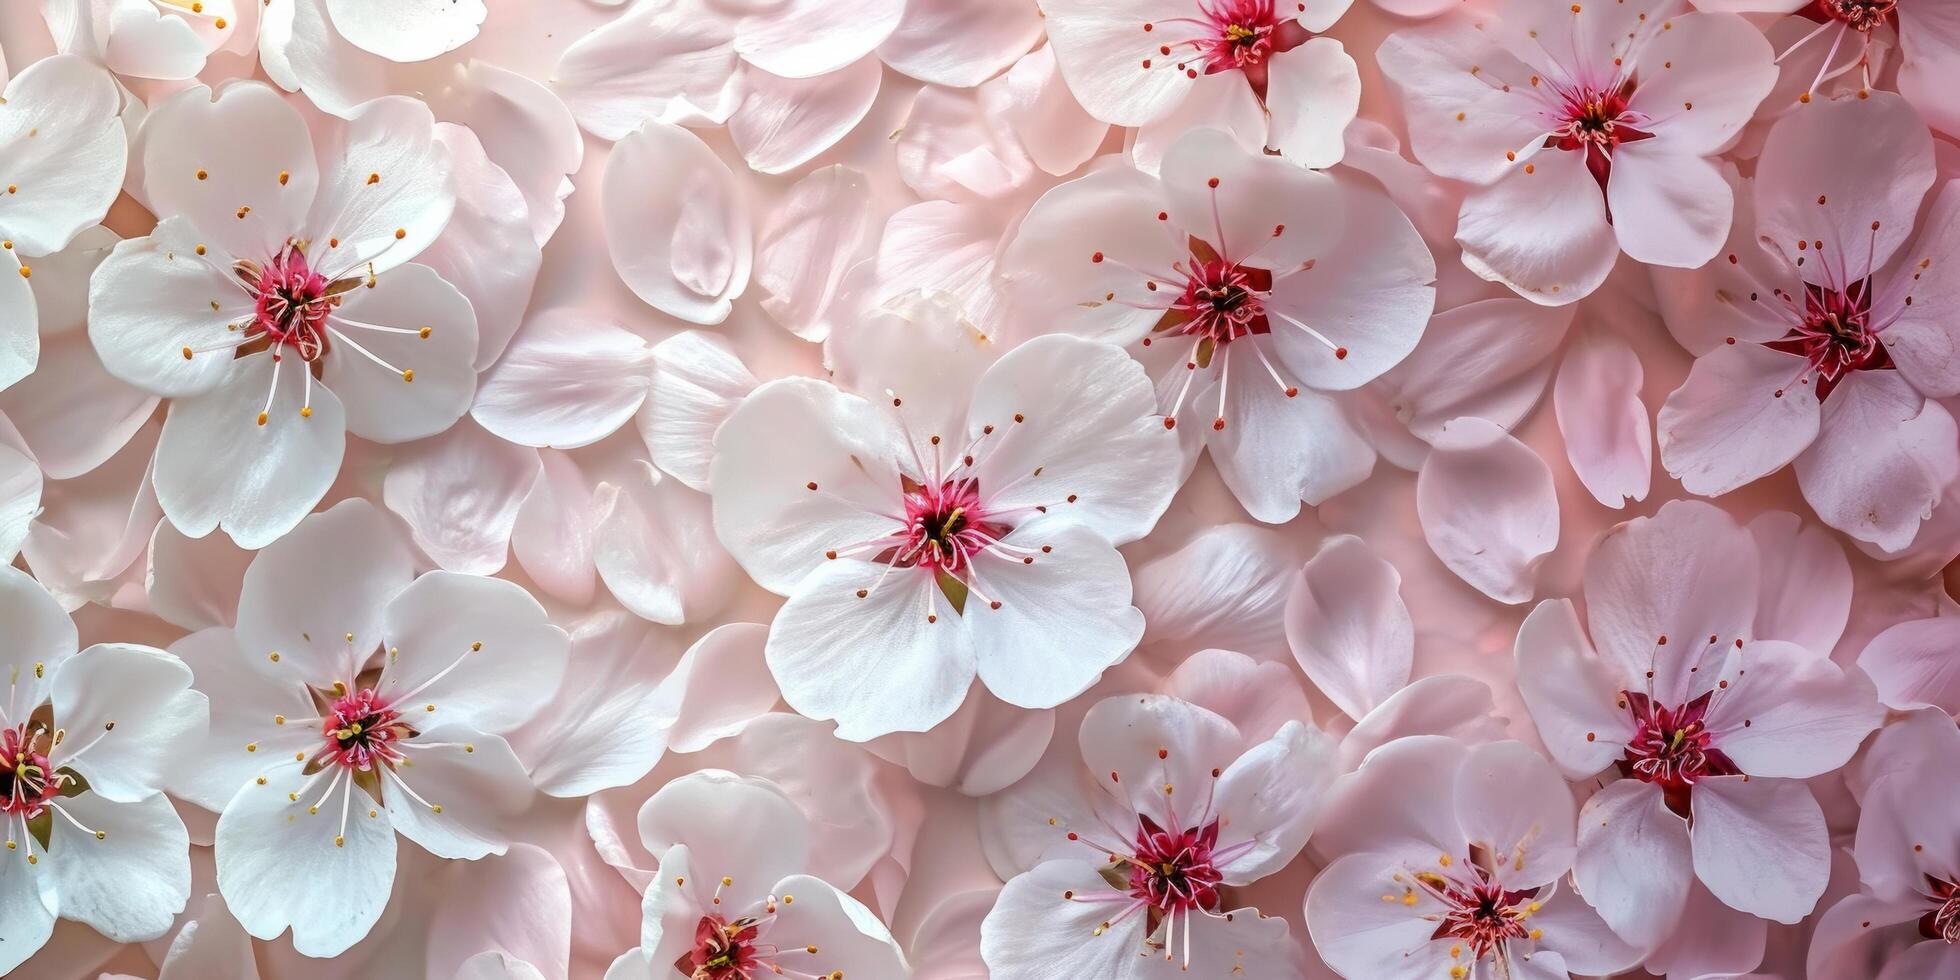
872 201 1013 340
1606 145 1734 268
1205 365 1376 521
1307 852 1459 980
324 0 484 62
424 845 570 980
1130 71 1266 175
471 309 653 449
260 0 389 118
430 61 583 247
380 419 542 575
1212 721 1338 880
980 860 1145 977
140 82 317 263
420 123 542 372
0 55 127 256
602 122 751 325
1514 599 1636 778
102 0 215 81
1554 330 1652 509
383 727 532 859
0 329 155 480
754 166 873 342
1077 693 1244 820
1375 17 1548 185
1690 775 1829 922
1899 1 1960 137
1573 778 1693 948
234 497 413 686
732 0 904 79
639 331 759 492
1312 735 1468 860
728 57 882 175
1455 151 1619 306
1336 675 1506 773
510 449 601 607
1859 615 1960 712
897 84 1035 202
988 45 1109 177
1624 11 1776 155
1583 499 1759 699
1754 92 1935 279
550 1 741 139
1455 740 1578 888
146 519 251 632
1415 417 1559 604
1161 648 1316 739
511 614 674 798
1795 370 1960 551
1745 510 1851 655
880 0 1041 87
1640 881 1770 980
595 462 740 627
1283 534 1413 721
1703 640 1882 778
965 521 1145 709
320 263 479 444
1039 0 1200 126
1378 298 1576 443
305 95 456 275
997 166 1187 344
1133 522 1300 662
0 247 34 394
1263 38 1361 169
1657 343 1821 496
1880 179 1960 398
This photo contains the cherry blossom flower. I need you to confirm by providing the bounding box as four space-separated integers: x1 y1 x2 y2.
42 0 251 82
1698 0 1960 136
169 499 570 957
0 566 209 974
600 769 909 980
1307 737 1644 980
1512 500 1883 946
0 55 128 392
1038 0 1362 166
1656 92 1960 551
1378 2 1777 303
1808 715 1960 977
979 692 1337 978
87 81 478 549
1001 130 1434 522
710 292 1181 740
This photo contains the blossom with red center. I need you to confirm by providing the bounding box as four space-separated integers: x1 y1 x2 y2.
1309 738 1641 980
165 500 569 958
1808 716 1960 975
1379 1 1777 304
980 693 1337 979
1656 93 1960 552
1041 0 1361 166
1003 130 1433 522
1718 0 1960 139
1512 500 1883 947
87 80 480 550
709 293 1181 741
606 770 908 980
0 567 210 975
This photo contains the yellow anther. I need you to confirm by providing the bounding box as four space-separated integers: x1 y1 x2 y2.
257 411 268 426
402 369 415 383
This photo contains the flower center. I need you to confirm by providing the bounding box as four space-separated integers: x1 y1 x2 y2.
1429 872 1538 962
1925 877 1960 944
1175 257 1270 346
1817 0 1898 32
898 478 1004 575
0 725 57 819
236 243 349 362
1550 81 1653 191
1618 691 1737 815
1128 815 1225 915
683 915 764 980
1763 282 1892 397
316 688 411 772
1136 0 1311 93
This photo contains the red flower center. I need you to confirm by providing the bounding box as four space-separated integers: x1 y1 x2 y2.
238 243 346 362
897 478 1006 575
1618 691 1738 816
316 688 411 772
1551 80 1654 192
1813 0 1898 32
1763 282 1892 398
1924 876 1960 944
682 915 764 980
0 725 58 819
1174 257 1271 346
1430 872 1538 961
1137 0 1311 95
1128 815 1225 915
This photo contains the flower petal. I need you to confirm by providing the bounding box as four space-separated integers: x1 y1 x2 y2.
602 121 751 325
380 419 541 575
1573 778 1692 948
1284 535 1413 722
234 497 414 686
471 308 652 450
1415 417 1558 604
1554 330 1652 509
1689 774 1829 923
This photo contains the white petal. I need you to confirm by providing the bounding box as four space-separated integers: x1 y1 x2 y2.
381 419 541 575
603 121 751 325
1689 775 1829 923
85 217 256 399
968 334 1182 546
140 82 316 262
639 331 759 492
384 728 531 860
45 792 191 942
0 328 155 480
766 560 977 741
510 449 601 606
981 860 1145 978
428 61 582 248
307 96 454 274
50 643 208 801
512 613 671 798
1284 535 1413 721
471 308 651 449
989 46 1109 177
324 0 484 62
637 770 809 908
376 571 570 734
1415 417 1558 604
1455 740 1579 888
145 520 251 633
0 246 35 393
1702 640 1882 778
1212 721 1338 881
1306 852 1456 980
419 123 542 372
764 874 909 977
102 1 213 81
729 57 882 175
0 563 79 712
0 55 127 256
166 626 316 812
1796 371 1960 551
549 0 741 140
1554 330 1652 509
322 263 480 444
595 461 740 626
0 825 54 974
966 521 1145 710
261 0 390 119
1455 151 1619 306
234 497 414 686
1263 38 1362 169
0 436 38 564
214 761 397 958
1205 365 1375 522
1038 0 1200 126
